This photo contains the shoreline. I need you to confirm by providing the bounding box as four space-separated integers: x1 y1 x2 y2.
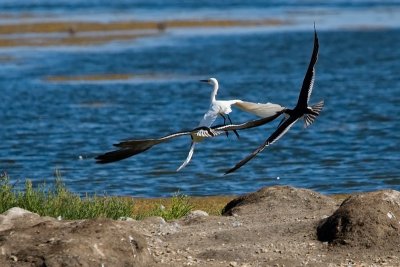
0 18 285 47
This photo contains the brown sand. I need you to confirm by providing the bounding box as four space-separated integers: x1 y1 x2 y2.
0 18 286 47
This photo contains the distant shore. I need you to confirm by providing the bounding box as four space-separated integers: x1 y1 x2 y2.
0 17 285 47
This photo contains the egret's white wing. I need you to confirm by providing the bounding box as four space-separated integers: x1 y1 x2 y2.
198 109 218 127
234 101 285 118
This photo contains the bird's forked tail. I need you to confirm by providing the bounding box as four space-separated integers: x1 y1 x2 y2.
304 100 324 128
176 142 196 171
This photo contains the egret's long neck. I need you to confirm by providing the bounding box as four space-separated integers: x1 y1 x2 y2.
210 81 219 103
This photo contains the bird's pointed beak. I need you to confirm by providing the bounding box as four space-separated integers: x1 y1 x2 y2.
200 79 209 83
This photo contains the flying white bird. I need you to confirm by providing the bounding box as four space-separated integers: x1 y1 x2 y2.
177 78 289 171
225 27 324 174
177 78 242 171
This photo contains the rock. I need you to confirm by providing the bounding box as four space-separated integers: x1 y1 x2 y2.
142 216 166 225
0 214 155 266
317 190 400 247
159 221 181 235
183 210 209 224
222 186 336 216
182 210 209 225
186 210 209 219
2 207 36 218
118 216 136 221
0 207 42 231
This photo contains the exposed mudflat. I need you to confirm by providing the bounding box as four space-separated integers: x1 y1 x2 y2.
1 186 400 266
0 18 285 47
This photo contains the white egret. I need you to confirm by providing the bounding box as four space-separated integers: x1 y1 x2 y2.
177 77 243 171
177 78 291 171
225 27 324 174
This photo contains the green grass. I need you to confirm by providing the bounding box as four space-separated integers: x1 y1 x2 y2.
134 193 194 220
0 173 194 221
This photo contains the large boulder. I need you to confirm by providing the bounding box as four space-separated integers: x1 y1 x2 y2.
317 190 400 248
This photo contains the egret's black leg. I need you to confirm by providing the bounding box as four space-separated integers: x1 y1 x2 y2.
227 114 240 139
220 114 229 137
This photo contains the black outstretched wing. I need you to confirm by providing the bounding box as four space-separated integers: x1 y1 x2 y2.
295 27 319 110
95 147 152 164
96 111 284 164
115 130 196 148
225 116 299 174
96 127 219 164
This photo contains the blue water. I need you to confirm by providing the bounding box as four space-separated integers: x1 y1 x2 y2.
1 1 399 197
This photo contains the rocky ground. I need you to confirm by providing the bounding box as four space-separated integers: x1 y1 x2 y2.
1 185 400 266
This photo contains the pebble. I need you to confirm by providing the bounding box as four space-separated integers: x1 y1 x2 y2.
186 210 209 219
232 221 242 227
229 261 238 267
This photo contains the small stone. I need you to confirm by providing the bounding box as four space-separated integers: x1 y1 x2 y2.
186 210 209 219
232 221 242 227
118 216 135 221
387 211 395 219
3 207 38 218
229 261 238 267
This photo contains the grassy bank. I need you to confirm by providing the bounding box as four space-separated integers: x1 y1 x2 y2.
0 173 232 220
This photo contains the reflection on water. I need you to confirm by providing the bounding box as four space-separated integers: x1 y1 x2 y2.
0 1 399 197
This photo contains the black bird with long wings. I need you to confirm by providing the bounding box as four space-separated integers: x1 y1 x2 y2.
95 110 284 164
225 27 324 174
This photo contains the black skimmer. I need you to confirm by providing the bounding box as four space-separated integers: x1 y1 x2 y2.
225 27 324 174
95 110 285 165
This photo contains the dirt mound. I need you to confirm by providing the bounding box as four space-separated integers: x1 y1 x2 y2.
1 187 400 266
0 208 154 267
317 190 400 248
222 185 336 216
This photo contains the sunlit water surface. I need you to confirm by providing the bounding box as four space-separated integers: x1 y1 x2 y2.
0 1 399 196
